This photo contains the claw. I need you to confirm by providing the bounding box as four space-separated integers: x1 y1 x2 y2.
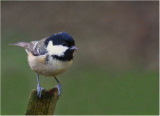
37 83 44 98
55 83 62 96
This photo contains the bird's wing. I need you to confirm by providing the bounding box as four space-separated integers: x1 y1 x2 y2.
26 38 48 56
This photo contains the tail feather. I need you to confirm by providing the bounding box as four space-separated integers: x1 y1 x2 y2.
9 42 28 48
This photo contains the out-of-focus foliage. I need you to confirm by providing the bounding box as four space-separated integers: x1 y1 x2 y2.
1 1 159 115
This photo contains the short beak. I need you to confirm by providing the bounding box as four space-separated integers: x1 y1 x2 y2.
70 46 78 51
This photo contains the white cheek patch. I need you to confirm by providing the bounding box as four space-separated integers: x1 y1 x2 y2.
47 41 68 56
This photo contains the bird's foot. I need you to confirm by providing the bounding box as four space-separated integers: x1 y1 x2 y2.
37 83 44 98
55 83 62 96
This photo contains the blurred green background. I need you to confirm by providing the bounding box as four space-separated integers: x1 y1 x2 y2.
1 1 159 115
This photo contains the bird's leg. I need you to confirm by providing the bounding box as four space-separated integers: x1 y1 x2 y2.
54 76 62 96
36 73 44 98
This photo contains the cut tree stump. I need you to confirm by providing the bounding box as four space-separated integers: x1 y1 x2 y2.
26 87 59 115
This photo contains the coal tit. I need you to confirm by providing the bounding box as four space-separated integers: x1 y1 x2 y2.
11 32 77 98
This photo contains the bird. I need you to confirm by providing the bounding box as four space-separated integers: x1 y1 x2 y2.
10 32 77 98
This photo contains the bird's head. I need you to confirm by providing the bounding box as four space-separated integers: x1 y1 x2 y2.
44 32 77 61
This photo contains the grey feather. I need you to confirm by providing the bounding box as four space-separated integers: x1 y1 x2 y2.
9 42 28 48
10 39 48 56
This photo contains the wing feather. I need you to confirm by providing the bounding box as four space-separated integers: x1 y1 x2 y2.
10 38 48 56
26 39 48 56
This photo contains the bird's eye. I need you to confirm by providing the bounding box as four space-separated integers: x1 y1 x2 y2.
62 43 66 46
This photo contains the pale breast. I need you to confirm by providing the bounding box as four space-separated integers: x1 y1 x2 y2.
28 53 73 77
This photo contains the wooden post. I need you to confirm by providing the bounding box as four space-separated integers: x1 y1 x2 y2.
26 88 59 115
